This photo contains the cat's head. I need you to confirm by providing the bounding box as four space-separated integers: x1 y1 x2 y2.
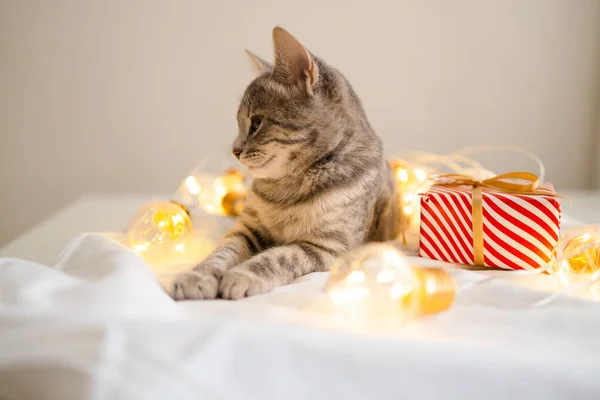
233 27 351 179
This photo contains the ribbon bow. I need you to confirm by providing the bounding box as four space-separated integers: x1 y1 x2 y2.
431 171 558 197
429 171 561 266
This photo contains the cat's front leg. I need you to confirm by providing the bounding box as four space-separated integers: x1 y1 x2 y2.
219 241 341 300
171 224 263 300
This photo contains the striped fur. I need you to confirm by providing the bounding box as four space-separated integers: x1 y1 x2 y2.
171 27 400 300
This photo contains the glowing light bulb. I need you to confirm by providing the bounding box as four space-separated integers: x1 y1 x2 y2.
347 270 366 284
326 243 455 326
552 226 600 281
127 201 193 261
414 168 427 181
390 159 431 227
397 169 409 182
185 176 201 196
177 168 248 217
174 243 185 253
388 159 437 249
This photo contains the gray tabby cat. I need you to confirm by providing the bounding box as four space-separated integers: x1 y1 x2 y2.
171 27 400 300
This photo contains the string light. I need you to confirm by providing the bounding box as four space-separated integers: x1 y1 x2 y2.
552 227 600 277
327 228 600 322
514 226 600 301
390 162 430 205
544 226 600 301
326 243 455 326
460 226 600 307
177 168 248 217
389 160 433 247
127 201 194 261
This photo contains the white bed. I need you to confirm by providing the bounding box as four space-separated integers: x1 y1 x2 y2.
1 195 600 400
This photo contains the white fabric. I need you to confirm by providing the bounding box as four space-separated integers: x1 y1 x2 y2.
2 228 600 399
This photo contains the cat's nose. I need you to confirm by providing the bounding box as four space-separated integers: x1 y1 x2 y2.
232 145 243 159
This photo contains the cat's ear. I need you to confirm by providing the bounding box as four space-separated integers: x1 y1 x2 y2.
245 49 273 76
272 26 319 95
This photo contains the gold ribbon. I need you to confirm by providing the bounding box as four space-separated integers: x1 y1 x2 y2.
431 172 561 266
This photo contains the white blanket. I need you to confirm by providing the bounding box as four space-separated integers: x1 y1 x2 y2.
1 230 600 400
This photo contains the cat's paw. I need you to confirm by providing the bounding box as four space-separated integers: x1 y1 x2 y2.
171 269 220 301
219 267 271 300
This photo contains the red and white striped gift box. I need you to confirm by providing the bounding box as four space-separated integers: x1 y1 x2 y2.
418 186 561 270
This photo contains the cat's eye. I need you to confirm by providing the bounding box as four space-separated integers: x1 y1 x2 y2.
249 115 263 135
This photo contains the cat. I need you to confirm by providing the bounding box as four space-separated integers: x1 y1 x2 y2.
171 26 400 300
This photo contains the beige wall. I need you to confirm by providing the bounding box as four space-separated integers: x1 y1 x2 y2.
596 110 600 189
1 0 600 246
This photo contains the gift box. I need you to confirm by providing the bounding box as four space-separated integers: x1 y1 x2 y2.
418 172 561 270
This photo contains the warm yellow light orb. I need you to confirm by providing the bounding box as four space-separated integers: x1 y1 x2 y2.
327 243 455 326
127 201 193 254
414 168 428 181
397 168 409 182
178 169 247 217
390 160 430 186
389 159 434 248
185 176 201 195
553 227 600 281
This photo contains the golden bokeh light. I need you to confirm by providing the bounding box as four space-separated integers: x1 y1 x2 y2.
127 201 193 259
179 168 248 217
552 226 600 284
326 243 455 326
389 160 433 245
